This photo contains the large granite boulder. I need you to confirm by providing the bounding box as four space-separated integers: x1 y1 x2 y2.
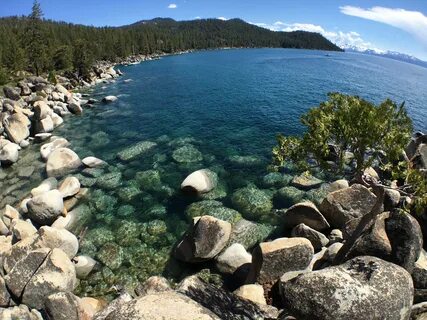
104 291 219 320
4 113 30 144
44 291 83 320
215 243 252 274
227 219 273 250
181 169 218 194
280 256 413 320
22 248 77 309
319 184 378 228
58 176 81 198
247 237 314 284
185 200 242 224
279 201 330 231
27 190 64 225
291 223 329 251
0 141 20 165
3 86 21 100
46 148 82 177
40 138 70 161
174 216 231 262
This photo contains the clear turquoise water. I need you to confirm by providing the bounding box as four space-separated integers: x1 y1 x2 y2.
53 48 427 297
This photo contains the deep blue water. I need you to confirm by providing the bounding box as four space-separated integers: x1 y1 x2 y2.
52 48 427 297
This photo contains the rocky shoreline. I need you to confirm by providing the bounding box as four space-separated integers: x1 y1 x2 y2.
0 51 427 319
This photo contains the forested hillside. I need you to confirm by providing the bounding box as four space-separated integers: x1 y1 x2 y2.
0 2 341 81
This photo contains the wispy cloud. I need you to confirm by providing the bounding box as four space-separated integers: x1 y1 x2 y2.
253 21 373 50
168 3 177 9
217 17 228 21
340 6 427 47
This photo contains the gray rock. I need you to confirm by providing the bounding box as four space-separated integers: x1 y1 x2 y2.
291 223 329 250
134 276 172 297
67 102 83 115
0 305 43 320
82 156 106 168
384 188 401 211
34 116 54 134
58 176 80 198
216 243 252 274
174 216 231 262
27 190 64 225
228 219 273 250
181 169 218 194
247 237 314 284
328 229 343 244
3 86 21 100
0 276 10 307
33 101 52 120
44 291 82 320
319 184 378 228
96 171 122 190
291 173 323 190
274 186 306 208
104 291 219 320
73 255 97 279
329 179 349 192
0 142 19 165
279 201 330 231
4 113 30 144
172 145 203 163
102 95 118 103
96 242 124 270
22 248 77 309
117 140 157 161
31 177 58 196
185 200 242 224
38 226 79 259
40 138 70 161
233 284 266 305
281 256 413 320
46 148 82 177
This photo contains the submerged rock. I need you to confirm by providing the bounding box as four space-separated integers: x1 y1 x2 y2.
102 95 118 103
280 256 413 320
228 219 274 250
291 173 323 190
274 186 306 208
96 171 122 190
228 155 263 168
117 141 157 161
185 200 242 224
231 186 273 222
97 242 124 270
172 145 203 163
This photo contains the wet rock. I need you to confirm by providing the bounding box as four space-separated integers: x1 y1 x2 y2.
247 237 314 284
172 144 203 163
261 172 292 188
291 173 323 190
97 242 124 270
31 177 58 197
73 255 97 279
4 113 30 144
228 219 273 250
279 200 330 231
27 190 64 225
291 223 329 250
231 186 273 222
22 248 77 309
135 169 162 190
117 141 157 161
233 284 266 305
39 226 79 259
67 101 83 115
0 141 19 165
44 291 82 320
181 169 218 194
216 243 252 274
228 155 263 168
82 156 106 168
58 176 80 198
274 186 306 208
280 256 413 320
319 184 378 228
102 95 118 103
97 171 122 190
18 165 35 178
185 200 242 224
174 216 231 262
46 147 82 177
104 291 219 320
134 276 172 296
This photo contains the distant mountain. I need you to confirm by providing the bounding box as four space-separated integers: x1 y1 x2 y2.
344 46 427 68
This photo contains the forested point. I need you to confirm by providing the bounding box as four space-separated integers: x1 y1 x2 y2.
0 2 341 82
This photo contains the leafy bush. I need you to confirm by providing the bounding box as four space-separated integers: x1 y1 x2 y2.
0 66 8 85
272 93 413 176
406 169 427 215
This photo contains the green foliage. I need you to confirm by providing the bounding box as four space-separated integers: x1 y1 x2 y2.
48 70 57 84
0 13 341 76
73 40 93 79
53 45 73 71
272 93 413 176
406 169 427 215
0 66 8 85
26 0 47 75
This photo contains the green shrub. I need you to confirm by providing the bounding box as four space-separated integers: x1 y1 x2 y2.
0 66 9 85
272 93 413 176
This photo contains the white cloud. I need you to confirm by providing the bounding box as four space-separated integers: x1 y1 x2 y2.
194 16 201 20
217 17 228 21
168 3 177 9
340 6 427 47
252 21 373 49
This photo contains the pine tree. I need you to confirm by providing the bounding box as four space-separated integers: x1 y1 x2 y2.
27 0 47 75
73 39 93 79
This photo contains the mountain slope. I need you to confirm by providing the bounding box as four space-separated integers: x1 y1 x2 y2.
0 16 341 74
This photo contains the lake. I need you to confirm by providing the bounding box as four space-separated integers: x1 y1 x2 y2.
11 48 427 297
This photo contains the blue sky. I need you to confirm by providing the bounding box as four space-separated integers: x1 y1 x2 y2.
1 0 427 60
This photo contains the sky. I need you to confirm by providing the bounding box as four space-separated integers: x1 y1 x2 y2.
1 0 427 60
